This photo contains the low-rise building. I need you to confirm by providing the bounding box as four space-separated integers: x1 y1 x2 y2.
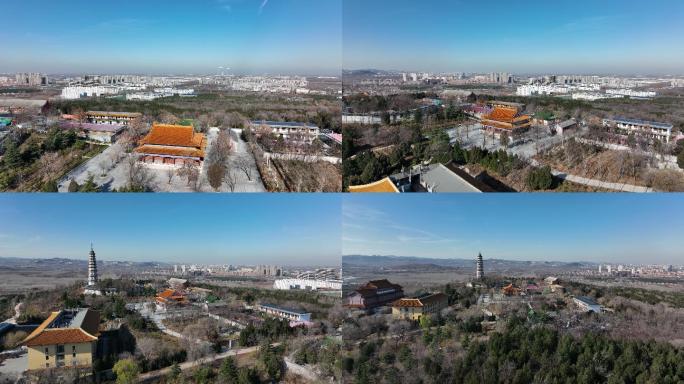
555 118 578 136
602 117 673 143
346 279 404 310
250 120 320 143
0 98 49 115
391 293 448 320
350 163 492 193
391 163 492 193
256 303 311 322
273 278 342 291
22 308 100 371
58 121 125 144
86 111 142 125
573 296 602 313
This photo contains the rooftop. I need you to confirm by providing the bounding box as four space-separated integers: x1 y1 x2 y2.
87 111 142 118
348 177 400 193
0 98 48 108
59 121 126 133
259 303 310 315
608 117 673 129
557 119 578 129
416 163 488 193
136 123 206 158
23 308 99 347
393 293 447 308
251 120 319 129
575 296 600 306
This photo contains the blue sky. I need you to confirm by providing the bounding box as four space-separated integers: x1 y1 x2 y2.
0 194 341 266
343 0 684 75
343 194 684 265
0 0 341 75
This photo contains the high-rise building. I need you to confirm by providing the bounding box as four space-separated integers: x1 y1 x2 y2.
476 253 484 279
84 244 101 295
15 72 48 86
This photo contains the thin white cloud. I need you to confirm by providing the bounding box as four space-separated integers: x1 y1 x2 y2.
259 0 269 14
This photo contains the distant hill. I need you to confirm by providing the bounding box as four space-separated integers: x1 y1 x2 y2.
343 255 595 271
0 256 170 269
342 69 396 77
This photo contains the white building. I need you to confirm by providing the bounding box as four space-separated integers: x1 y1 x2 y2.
602 117 673 143
517 84 569 96
606 89 656 98
250 120 320 143
61 86 119 100
256 303 311 323
273 278 342 291
342 113 382 125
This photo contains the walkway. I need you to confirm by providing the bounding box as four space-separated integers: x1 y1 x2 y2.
529 159 653 192
137 344 274 382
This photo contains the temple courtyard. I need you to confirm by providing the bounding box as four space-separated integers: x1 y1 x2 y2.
58 127 266 192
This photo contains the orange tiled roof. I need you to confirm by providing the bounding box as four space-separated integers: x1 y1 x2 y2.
139 123 206 149
157 289 186 302
349 177 399 193
23 311 59 343
393 293 447 308
25 329 97 347
483 107 518 122
393 298 424 307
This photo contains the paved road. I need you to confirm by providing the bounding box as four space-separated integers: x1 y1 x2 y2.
452 124 653 193
58 143 123 192
129 303 208 346
528 158 653 192
264 152 342 164
137 344 273 383
552 171 653 192
284 358 321 383
224 129 266 192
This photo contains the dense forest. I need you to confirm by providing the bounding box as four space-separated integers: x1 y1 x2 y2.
345 316 684 384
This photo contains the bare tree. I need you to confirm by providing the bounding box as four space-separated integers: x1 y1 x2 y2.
37 152 64 183
224 168 238 192
98 157 111 177
125 155 154 191
177 161 200 190
128 118 148 140
213 129 233 162
158 111 179 125
166 168 175 184
207 162 225 191
235 154 254 181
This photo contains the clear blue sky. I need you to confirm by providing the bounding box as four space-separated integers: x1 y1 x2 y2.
343 194 684 265
1 0 341 75
0 194 341 266
343 0 684 75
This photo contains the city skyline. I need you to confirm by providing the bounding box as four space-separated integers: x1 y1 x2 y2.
343 0 684 75
342 194 684 264
0 194 341 266
0 0 341 75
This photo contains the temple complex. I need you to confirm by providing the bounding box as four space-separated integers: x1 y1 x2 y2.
480 102 531 140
